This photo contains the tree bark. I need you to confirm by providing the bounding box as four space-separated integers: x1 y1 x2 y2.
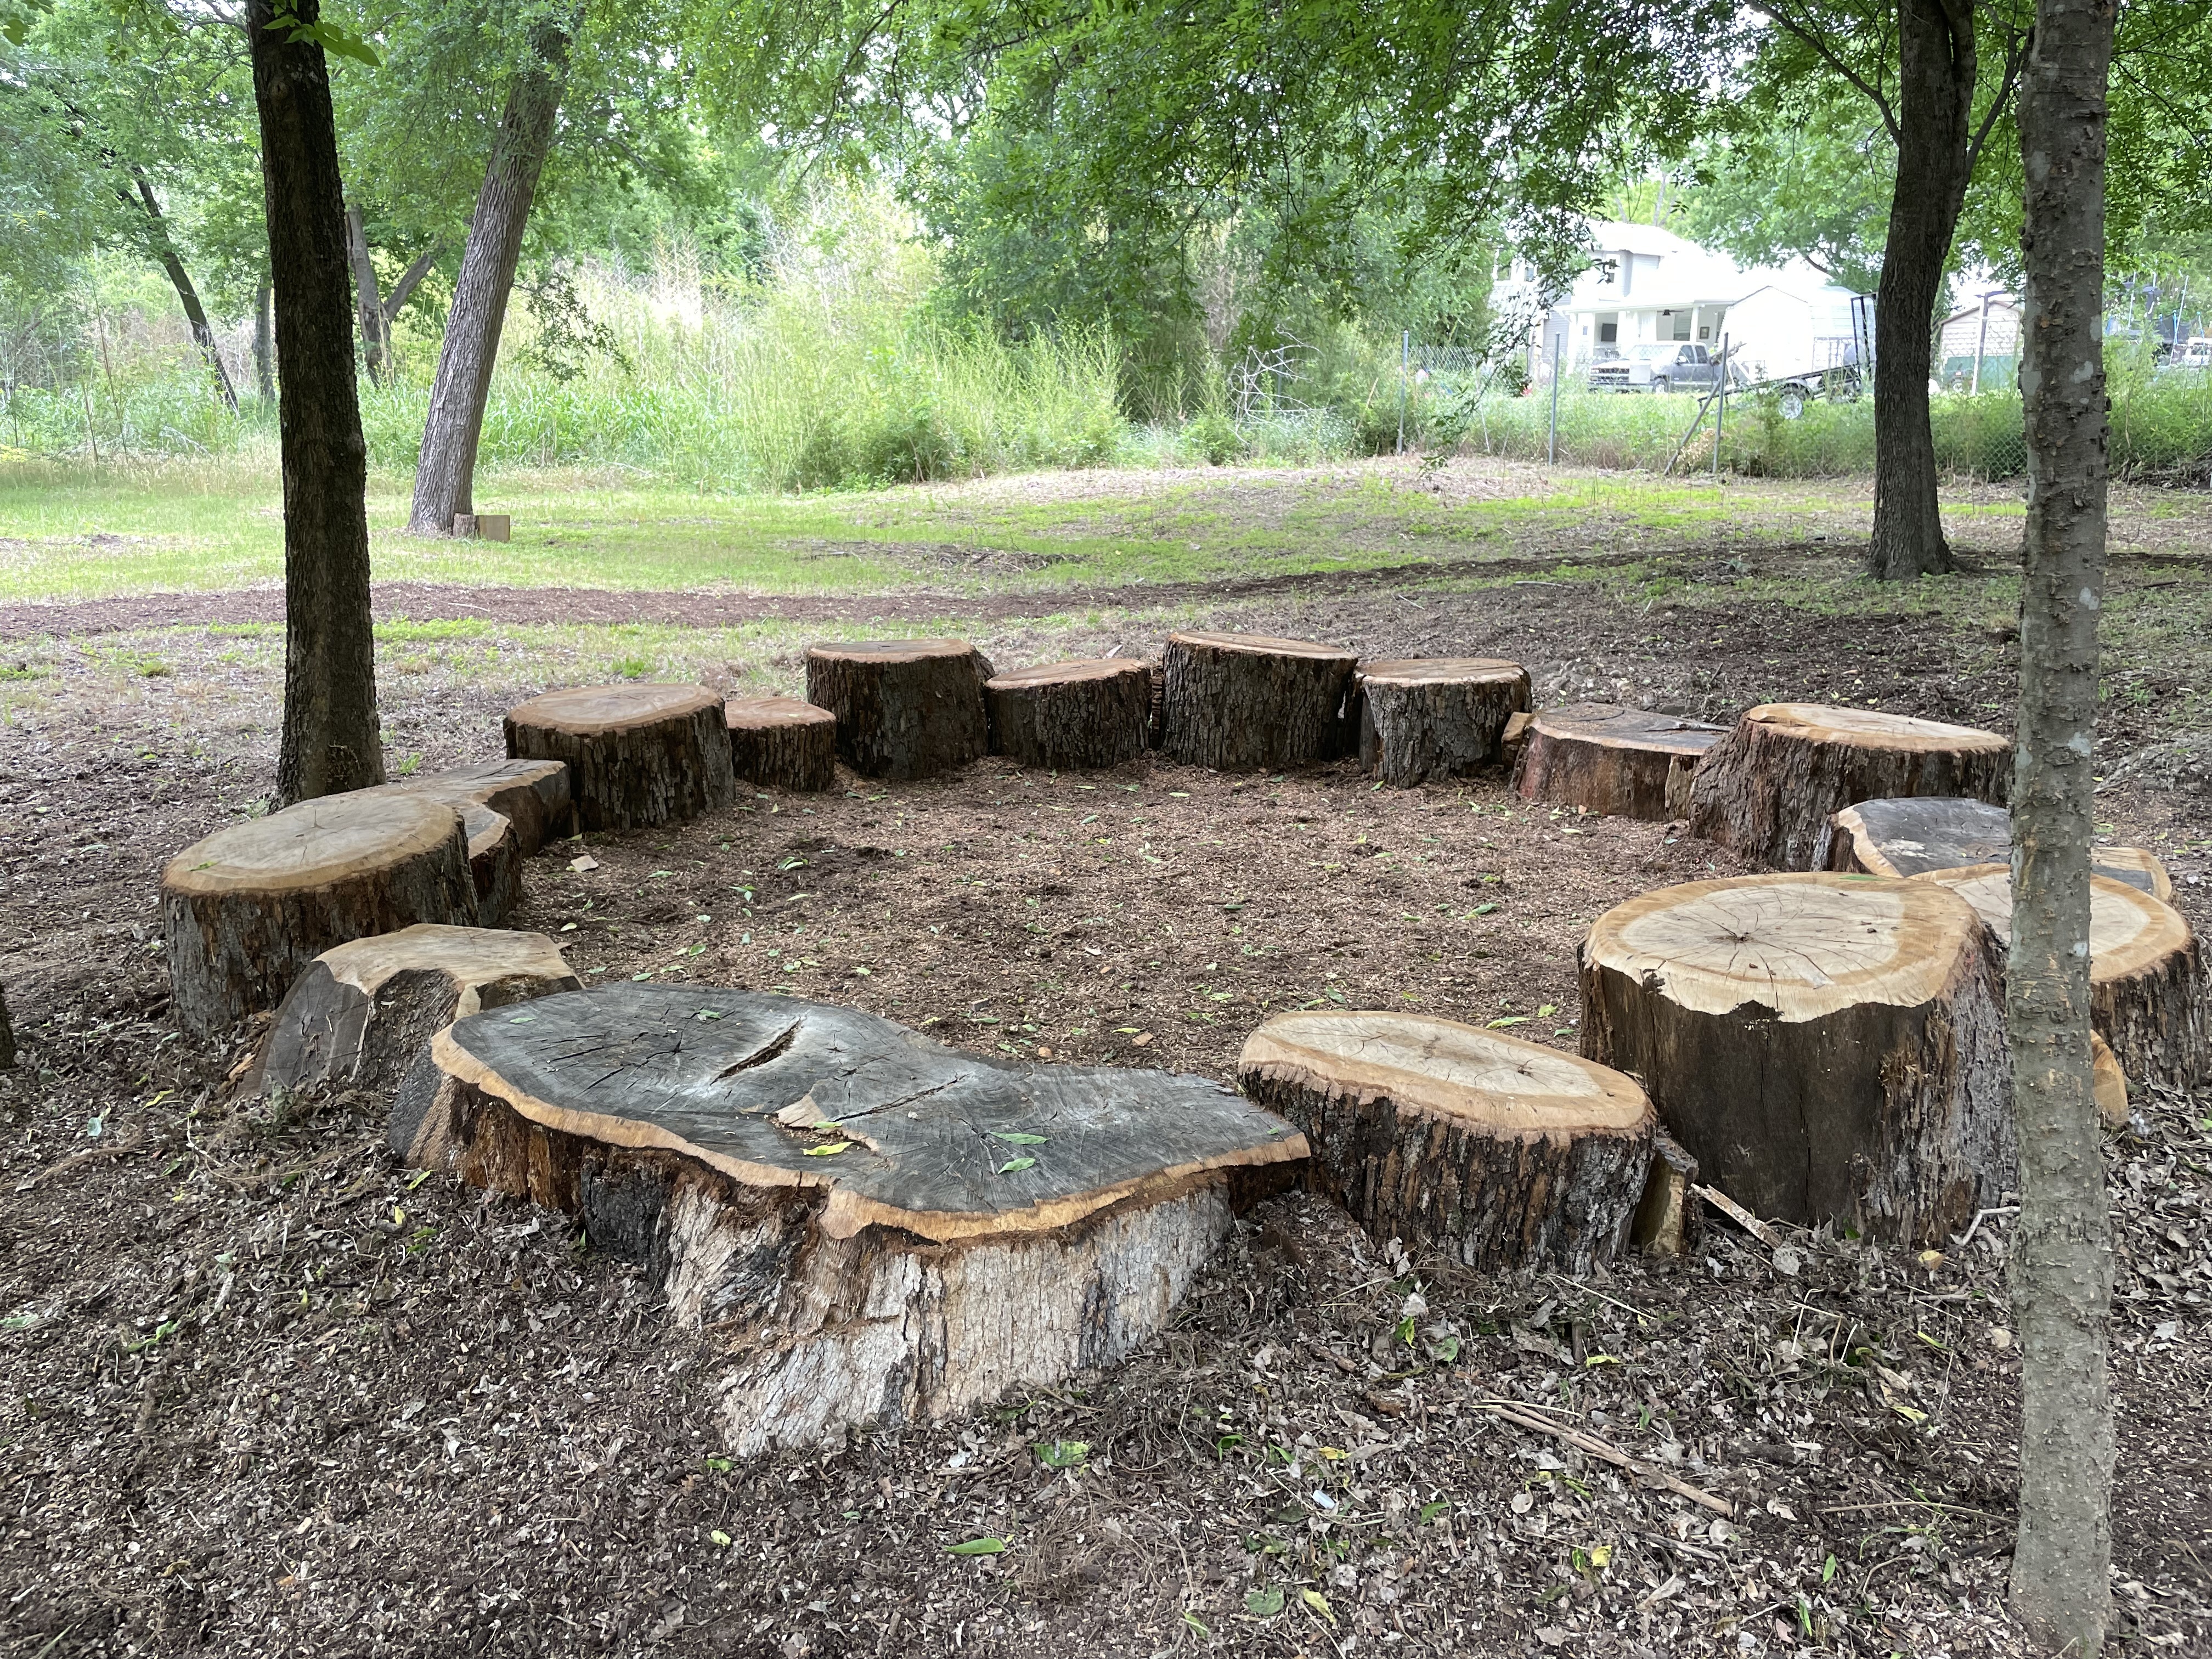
2008 0 2119 1632
987 659 1153 770
1161 632 1358 771
252 278 275 401
248 0 385 804
344 203 387 386
726 696 838 792
1513 702 1724 820
405 19 572 537
805 640 994 780
1355 659 1530 786
129 173 239 413
505 684 735 831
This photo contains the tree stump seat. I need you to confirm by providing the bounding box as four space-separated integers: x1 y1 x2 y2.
1355 658 1530 786
399 984 1308 1456
1161 631 1357 771
1512 703 1726 819
726 696 837 792
1686 703 2011 870
1830 795 2174 899
1238 1011 1661 1275
805 639 993 780
505 684 733 832
986 659 1153 770
372 758 571 923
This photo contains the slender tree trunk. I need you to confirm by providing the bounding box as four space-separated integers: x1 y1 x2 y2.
405 19 571 537
2007 0 2117 1649
247 0 385 803
129 174 239 413
253 278 275 400
345 204 387 386
378 244 442 376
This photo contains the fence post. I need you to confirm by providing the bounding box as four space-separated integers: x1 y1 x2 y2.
1397 330 1409 455
1971 292 1991 394
1547 332 1562 466
1713 334 1728 481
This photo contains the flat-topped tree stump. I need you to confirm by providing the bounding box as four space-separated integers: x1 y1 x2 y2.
1355 659 1530 787
726 696 836 793
1922 865 2208 1093
162 794 478 1038
1829 795 2175 900
373 758 571 924
399 984 1308 1457
1513 703 1725 820
253 924 578 1104
1687 703 2010 871
505 684 733 833
988 659 1153 770
1238 1011 1658 1275
805 639 992 780
1579 873 2014 1247
1161 631 1357 771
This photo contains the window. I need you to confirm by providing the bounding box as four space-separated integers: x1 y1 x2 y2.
1599 321 1618 343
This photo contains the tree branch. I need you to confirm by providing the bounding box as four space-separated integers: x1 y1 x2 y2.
1746 1 1900 143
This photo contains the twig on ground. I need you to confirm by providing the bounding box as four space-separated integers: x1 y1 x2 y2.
15 1127 146 1192
1465 1398 1733 1517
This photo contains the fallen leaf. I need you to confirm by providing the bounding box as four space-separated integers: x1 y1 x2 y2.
1131 1033 1153 1047
1301 1588 1336 1627
568 854 599 873
803 1142 851 1158
1245 1586 1285 1617
946 1536 1006 1556
997 1158 1037 1173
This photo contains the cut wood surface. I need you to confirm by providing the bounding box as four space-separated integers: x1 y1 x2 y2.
726 696 836 793
1512 703 1725 820
1580 873 2015 1246
162 793 478 1037
371 758 571 923
1355 658 1530 786
986 659 1153 770
505 683 733 832
805 639 993 780
1829 794 2174 899
1161 631 1357 771
1686 703 2010 870
1238 1011 1656 1276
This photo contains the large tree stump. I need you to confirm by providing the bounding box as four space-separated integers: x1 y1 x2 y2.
986 659 1153 770
505 684 733 833
1579 872 2014 1246
1686 703 2011 871
1237 1011 1657 1275
397 984 1307 1456
1829 795 2175 900
162 794 479 1039
1513 703 1726 820
1355 659 1530 786
1160 631 1357 771
804 639 993 780
373 758 571 923
726 696 837 792
253 924 578 1102
1921 864 2208 1093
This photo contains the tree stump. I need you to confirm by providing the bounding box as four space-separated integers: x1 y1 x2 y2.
398 984 1308 1456
1579 872 2014 1246
373 758 571 924
1354 659 1530 786
986 659 1153 770
1828 795 2174 900
1921 865 2208 1093
726 696 837 792
162 794 479 1039
1160 631 1358 771
804 639 993 780
504 684 734 833
1513 703 1726 820
1686 703 2011 871
1237 1011 1657 1276
252 924 578 1103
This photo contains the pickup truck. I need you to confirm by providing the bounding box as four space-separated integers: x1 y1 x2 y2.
1588 342 1720 394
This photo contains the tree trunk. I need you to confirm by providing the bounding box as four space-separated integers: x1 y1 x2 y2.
247 0 385 804
986 659 1153 770
505 684 734 831
726 695 838 792
1160 631 1358 771
344 203 387 386
252 278 275 400
405 19 571 537
805 640 994 780
129 173 239 413
1513 702 1724 820
378 244 442 375
2010 3 2120 1628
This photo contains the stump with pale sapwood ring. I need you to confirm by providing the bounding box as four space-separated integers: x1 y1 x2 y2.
505 684 733 833
1828 795 2174 900
805 639 993 781
987 660 1153 770
726 696 837 792
1579 873 2014 1247
1513 704 1726 820
1161 632 1358 771
1355 659 1530 787
1921 865 2208 1093
399 984 1307 1456
1686 703 2010 871
1237 1011 1657 1276
162 794 479 1039
251 924 578 1104
371 758 571 924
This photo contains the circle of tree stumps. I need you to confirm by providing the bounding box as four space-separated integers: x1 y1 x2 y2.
804 639 994 780
505 683 735 832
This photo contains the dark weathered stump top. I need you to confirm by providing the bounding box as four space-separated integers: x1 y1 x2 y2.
1528 703 1726 756
726 695 834 730
508 682 723 736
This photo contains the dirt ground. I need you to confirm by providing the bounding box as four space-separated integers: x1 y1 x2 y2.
2 529 2210 1657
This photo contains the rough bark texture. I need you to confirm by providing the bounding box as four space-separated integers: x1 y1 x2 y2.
161 792 478 1037
986 660 1153 770
505 684 733 833
1686 703 2010 870
0 984 14 1070
370 758 571 923
1579 873 2016 1248
405 18 571 537
1514 703 1724 820
1160 632 1357 772
248 0 385 804
726 696 837 792
1237 1012 1656 1277
1355 659 1530 786
252 278 274 400
343 203 387 385
804 640 994 781
1828 795 2172 898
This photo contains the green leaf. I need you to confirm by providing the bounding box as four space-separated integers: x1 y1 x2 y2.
1536 1002 1558 1018
1181 1610 1209 1637
1418 1498 1452 1524
1426 1334 1460 1363
1301 1588 1336 1627
710 1530 732 1546
1486 1015 1528 1028
988 1131 1049 1144
1 1312 38 1331
1035 1439 1088 1469
997 1157 1037 1173
803 1141 851 1157
1394 1314 1417 1346
1470 901 1499 915
1245 1586 1285 1617
1213 1432 1244 1458
704 1456 733 1472
946 1536 1007 1555
1822 1553 1838 1585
